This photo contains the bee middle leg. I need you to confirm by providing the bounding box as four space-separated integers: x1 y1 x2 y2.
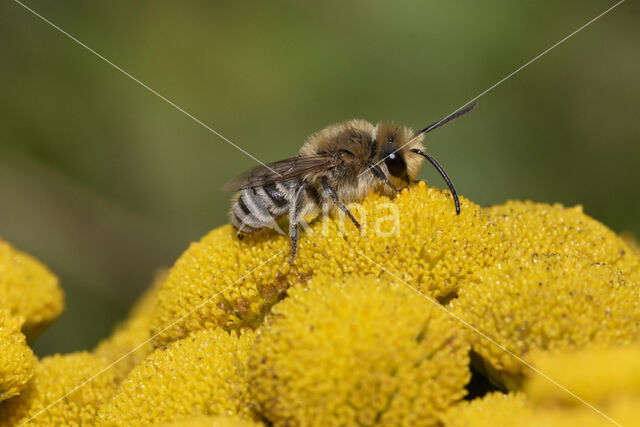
320 177 361 229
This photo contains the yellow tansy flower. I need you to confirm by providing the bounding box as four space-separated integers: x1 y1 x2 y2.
486 201 640 281
525 344 640 405
0 310 35 402
248 275 470 427
150 183 506 347
523 398 640 427
0 238 64 340
443 392 531 427
451 251 640 390
3 185 640 425
0 352 118 426
443 391 639 427
93 269 167 382
97 328 257 426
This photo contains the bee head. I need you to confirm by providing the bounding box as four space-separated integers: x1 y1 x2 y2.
374 123 425 183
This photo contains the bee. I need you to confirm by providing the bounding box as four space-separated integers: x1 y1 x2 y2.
224 102 477 263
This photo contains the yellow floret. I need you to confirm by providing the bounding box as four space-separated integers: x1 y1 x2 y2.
150 183 506 347
485 201 640 282
155 415 264 427
93 269 167 382
0 310 35 402
0 352 118 426
0 238 64 340
450 252 640 390
525 344 640 405
443 392 531 427
248 275 470 426
97 328 257 426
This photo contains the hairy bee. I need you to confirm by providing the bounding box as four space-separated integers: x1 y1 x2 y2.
224 103 476 263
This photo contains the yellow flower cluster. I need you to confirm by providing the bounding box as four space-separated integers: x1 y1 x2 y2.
93 269 166 381
525 344 640 405
97 328 256 425
0 239 64 340
0 239 63 406
444 392 531 427
451 251 640 389
0 310 34 402
1 183 640 426
249 275 470 426
150 182 507 347
486 201 640 282
0 352 118 426
446 344 640 426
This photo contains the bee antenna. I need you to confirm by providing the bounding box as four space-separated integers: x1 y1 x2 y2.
410 148 460 214
416 102 477 136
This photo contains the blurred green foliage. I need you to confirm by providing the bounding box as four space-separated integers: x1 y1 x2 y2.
0 0 638 356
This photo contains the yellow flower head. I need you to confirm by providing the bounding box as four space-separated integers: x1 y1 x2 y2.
443 392 531 427
451 251 640 390
0 310 35 402
0 352 118 426
443 391 640 427
486 201 640 281
248 275 470 427
0 239 64 340
93 269 167 382
4 185 640 424
523 397 640 427
150 183 506 347
97 328 257 426
525 343 640 405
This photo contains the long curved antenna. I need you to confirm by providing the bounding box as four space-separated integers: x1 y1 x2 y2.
411 148 460 214
416 102 477 136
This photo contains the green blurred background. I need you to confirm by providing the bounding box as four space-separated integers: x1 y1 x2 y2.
1 1 638 356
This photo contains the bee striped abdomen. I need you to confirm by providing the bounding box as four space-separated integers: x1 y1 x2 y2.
263 183 289 209
231 179 299 234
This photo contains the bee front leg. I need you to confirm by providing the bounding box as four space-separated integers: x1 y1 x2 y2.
366 162 401 193
320 177 361 229
288 183 307 265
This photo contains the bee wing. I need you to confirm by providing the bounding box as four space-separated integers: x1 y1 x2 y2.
222 154 339 191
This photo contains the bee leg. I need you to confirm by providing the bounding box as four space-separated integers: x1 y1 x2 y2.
366 162 400 193
320 177 361 229
288 227 298 265
288 183 307 265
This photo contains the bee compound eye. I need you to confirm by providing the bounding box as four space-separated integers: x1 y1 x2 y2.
385 152 407 178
